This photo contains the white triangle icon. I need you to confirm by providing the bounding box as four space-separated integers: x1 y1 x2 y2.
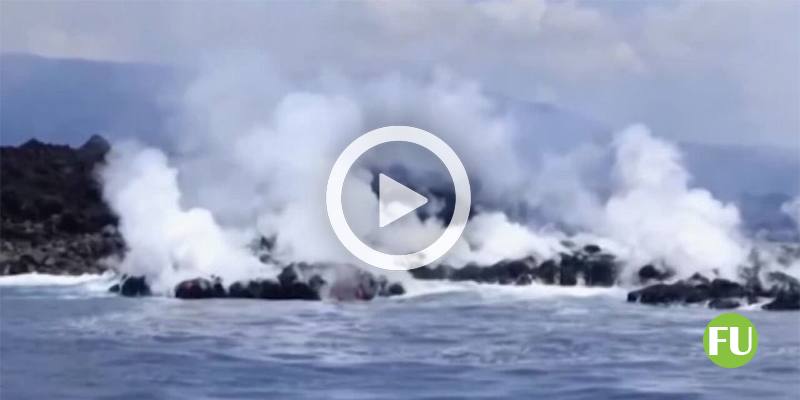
378 174 428 228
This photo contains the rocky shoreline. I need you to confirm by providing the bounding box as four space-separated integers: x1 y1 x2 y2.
1 136 124 275
409 247 800 311
111 263 406 301
1 137 798 310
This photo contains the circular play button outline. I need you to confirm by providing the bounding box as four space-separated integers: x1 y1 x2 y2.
326 126 471 271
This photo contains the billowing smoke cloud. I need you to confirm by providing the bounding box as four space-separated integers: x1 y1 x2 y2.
100 60 781 291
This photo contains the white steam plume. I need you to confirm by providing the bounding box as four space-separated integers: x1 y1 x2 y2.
600 125 749 280
781 196 800 230
101 143 271 294
100 59 773 290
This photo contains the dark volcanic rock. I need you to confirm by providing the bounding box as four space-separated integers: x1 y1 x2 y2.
638 264 672 284
709 278 745 298
763 291 800 310
584 254 617 286
410 257 539 285
558 255 580 286
244 281 275 299
227 281 256 298
515 274 533 286
583 244 602 254
686 273 710 286
119 276 150 297
283 280 321 300
222 265 405 302
374 275 406 297
1 136 124 276
494 257 537 284
79 134 111 160
257 279 293 299
408 250 617 288
535 260 558 284
278 265 300 287
409 264 454 280
225 266 324 301
684 285 711 304
762 272 800 310
0 256 35 275
628 282 687 305
175 278 225 299
381 282 406 297
628 269 800 311
766 271 800 294
627 281 711 305
709 298 740 309
465 258 537 284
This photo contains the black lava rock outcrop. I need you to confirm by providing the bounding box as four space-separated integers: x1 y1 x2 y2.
113 275 151 297
637 264 673 284
410 246 618 288
408 244 798 311
761 272 800 310
174 277 227 299
113 264 406 302
226 265 325 301
627 271 800 311
1 136 124 275
709 298 741 309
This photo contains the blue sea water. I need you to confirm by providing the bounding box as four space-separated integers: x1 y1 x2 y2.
1 277 798 400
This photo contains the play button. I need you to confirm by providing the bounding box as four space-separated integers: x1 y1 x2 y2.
327 126 471 271
378 174 428 228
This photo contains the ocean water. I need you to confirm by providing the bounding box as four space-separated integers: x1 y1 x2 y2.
1 275 798 400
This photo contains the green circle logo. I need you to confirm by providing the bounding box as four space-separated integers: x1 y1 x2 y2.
704 313 758 368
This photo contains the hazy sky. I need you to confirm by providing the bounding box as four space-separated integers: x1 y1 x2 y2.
1 0 798 150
